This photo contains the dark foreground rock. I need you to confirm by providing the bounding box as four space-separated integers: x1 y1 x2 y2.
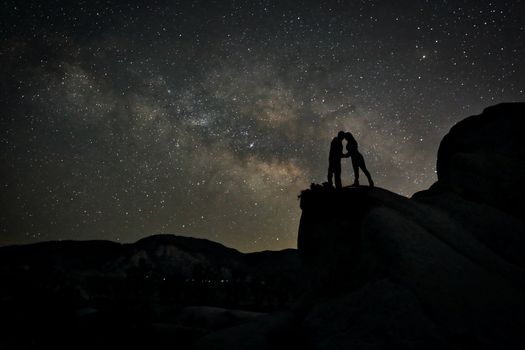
295 103 525 349
297 185 525 349
433 102 525 218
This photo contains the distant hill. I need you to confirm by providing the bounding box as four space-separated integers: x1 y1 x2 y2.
0 234 305 349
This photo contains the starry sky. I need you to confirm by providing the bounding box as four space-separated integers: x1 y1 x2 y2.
1 0 524 251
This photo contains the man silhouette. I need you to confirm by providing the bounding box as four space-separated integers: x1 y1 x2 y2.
328 131 346 189
344 132 374 187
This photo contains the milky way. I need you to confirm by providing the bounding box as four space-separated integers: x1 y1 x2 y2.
1 0 524 251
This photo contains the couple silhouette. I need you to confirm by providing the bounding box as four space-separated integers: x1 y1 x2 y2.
328 131 374 189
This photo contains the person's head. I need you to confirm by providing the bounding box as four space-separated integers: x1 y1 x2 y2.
345 132 358 151
337 131 345 140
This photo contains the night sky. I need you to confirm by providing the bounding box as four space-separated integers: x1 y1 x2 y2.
1 0 524 251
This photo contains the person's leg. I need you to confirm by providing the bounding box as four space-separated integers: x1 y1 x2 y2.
351 157 359 186
361 166 374 186
327 164 334 186
358 154 374 187
334 163 342 189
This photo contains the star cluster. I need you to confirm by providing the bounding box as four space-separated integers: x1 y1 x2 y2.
1 0 524 251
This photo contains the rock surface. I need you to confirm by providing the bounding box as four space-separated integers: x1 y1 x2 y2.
433 102 525 218
297 103 525 349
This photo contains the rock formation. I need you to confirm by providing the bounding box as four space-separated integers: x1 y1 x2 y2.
433 102 525 218
297 103 525 349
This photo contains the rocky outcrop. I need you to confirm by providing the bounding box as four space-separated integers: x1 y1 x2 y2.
432 102 525 218
298 186 525 348
297 103 525 349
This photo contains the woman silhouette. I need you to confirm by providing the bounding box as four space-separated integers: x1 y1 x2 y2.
344 132 374 187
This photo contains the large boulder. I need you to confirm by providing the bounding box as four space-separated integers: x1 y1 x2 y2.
434 102 525 218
